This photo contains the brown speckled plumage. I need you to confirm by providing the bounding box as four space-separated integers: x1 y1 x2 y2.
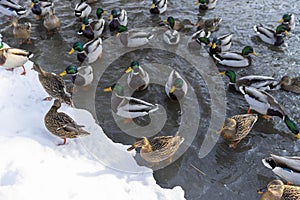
259 180 300 200
44 99 90 145
12 18 31 44
281 76 300 94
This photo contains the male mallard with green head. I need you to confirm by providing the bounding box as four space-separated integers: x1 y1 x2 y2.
150 0 167 14
109 8 127 32
75 0 91 19
163 17 180 45
125 61 149 91
253 24 289 46
279 13 295 31
165 70 188 101
77 18 94 39
31 0 54 19
59 65 93 87
44 99 90 145
94 8 106 38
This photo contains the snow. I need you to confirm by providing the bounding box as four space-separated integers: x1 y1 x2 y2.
0 61 185 200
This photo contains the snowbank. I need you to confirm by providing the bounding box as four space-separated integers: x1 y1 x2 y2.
0 61 185 200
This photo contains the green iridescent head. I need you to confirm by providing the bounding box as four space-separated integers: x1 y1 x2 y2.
241 46 256 56
282 14 292 22
82 18 90 25
198 37 211 45
220 70 236 83
198 0 209 4
131 61 140 71
167 16 175 29
111 9 118 18
276 25 289 35
284 116 299 136
65 65 78 74
117 25 128 33
32 0 38 3
96 8 104 19
72 42 84 51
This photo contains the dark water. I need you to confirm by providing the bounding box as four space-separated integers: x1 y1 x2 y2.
1 0 300 199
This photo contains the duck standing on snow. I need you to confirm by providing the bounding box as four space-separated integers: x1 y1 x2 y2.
217 114 258 148
262 154 300 186
68 37 102 63
196 0 218 11
279 13 295 31
253 24 289 46
0 0 26 18
213 46 257 68
258 180 300 200
280 75 300 94
77 18 94 39
31 0 54 19
150 0 167 14
165 70 188 101
127 132 184 164
74 0 91 19
163 17 180 45
125 61 149 91
43 7 60 33
32 64 73 106
240 86 300 138
109 8 127 32
44 99 90 145
219 70 280 92
0 48 33 75
116 25 154 48
12 18 31 44
104 84 159 119
93 8 106 38
59 65 93 87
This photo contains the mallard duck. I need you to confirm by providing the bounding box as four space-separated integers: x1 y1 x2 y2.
117 25 154 48
216 114 257 148
0 34 10 49
43 8 60 32
253 24 289 46
77 18 94 39
163 17 180 45
187 29 211 49
68 37 102 63
125 61 149 91
109 8 127 32
31 0 54 19
279 13 295 31
258 180 300 200
219 70 280 92
280 75 300 94
32 64 73 105
161 16 194 31
197 33 232 55
213 46 257 68
12 18 31 44
104 84 159 119
44 99 90 145
127 132 184 164
93 8 106 38
240 86 300 138
195 0 218 11
195 17 222 32
74 0 91 19
0 0 26 17
59 65 93 87
165 70 188 101
150 0 167 14
262 154 300 185
0 48 33 75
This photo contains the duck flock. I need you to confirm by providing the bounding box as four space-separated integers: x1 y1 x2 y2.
0 0 300 199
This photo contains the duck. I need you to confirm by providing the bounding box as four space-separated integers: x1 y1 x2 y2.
0 0 26 17
197 33 232 55
0 34 10 49
31 0 54 19
12 18 31 44
163 17 180 45
74 0 91 19
196 0 218 11
59 65 93 87
32 64 73 106
127 132 184 164
0 48 33 75
44 99 90 145
150 0 167 14
262 154 300 186
77 18 94 39
104 83 159 119
117 25 154 48
280 75 300 94
219 70 280 92
125 61 149 91
93 8 106 38
68 37 102 64
239 86 300 138
279 13 295 31
109 8 127 32
194 17 222 32
212 46 257 68
217 114 257 148
165 70 188 101
258 180 300 200
253 24 289 46
161 16 194 31
187 29 211 49
43 7 60 32
86 0 98 3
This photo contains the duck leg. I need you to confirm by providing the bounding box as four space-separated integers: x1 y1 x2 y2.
57 138 67 146
229 139 241 148
247 107 251 114
20 65 26 75
6 68 14 72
